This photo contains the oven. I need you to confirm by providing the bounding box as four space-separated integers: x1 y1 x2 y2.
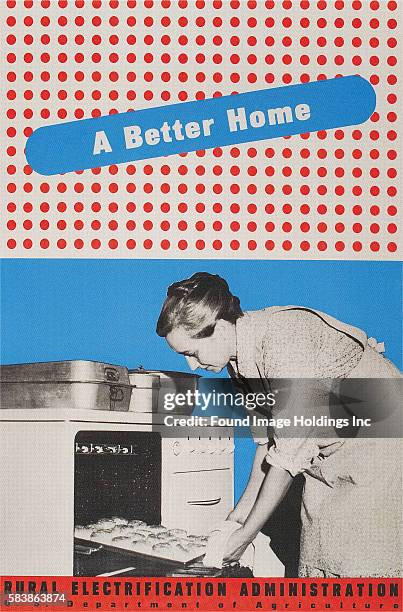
0 408 234 577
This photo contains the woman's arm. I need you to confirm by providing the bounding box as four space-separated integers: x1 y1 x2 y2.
224 465 293 563
243 465 293 539
227 444 268 524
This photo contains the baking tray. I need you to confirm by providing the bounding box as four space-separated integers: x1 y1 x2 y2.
0 360 131 411
74 537 204 569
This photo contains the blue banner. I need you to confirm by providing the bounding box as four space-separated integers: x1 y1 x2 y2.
26 76 375 175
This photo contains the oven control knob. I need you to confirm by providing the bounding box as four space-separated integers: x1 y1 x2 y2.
173 441 181 456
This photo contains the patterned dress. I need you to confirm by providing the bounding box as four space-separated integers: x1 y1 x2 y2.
230 306 402 577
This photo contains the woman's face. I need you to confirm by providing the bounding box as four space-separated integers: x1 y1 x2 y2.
165 319 236 373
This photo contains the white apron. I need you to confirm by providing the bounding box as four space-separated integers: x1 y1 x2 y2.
230 306 402 577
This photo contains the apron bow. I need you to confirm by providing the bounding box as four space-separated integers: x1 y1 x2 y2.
367 337 385 353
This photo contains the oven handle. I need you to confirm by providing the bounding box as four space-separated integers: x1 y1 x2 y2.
75 543 103 555
187 497 221 506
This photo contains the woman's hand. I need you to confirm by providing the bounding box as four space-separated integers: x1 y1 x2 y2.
223 526 252 565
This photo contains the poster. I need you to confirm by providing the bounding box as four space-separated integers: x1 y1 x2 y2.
0 1 401 610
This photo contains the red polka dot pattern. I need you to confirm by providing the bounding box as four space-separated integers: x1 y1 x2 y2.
2 0 399 258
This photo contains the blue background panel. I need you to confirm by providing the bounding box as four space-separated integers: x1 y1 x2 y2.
1 259 401 500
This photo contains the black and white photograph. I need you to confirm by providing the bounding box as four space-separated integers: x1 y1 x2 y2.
1 259 401 580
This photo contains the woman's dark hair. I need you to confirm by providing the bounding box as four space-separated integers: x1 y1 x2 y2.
156 272 243 338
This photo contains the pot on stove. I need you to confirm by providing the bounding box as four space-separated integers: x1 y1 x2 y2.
128 367 161 412
128 367 200 414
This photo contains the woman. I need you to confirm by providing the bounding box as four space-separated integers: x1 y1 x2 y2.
156 272 401 577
